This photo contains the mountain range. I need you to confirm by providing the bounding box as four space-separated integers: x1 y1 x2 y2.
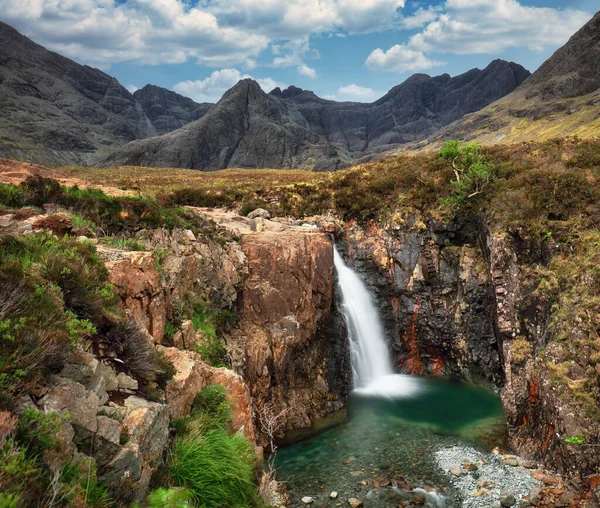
0 20 529 170
1 10 599 171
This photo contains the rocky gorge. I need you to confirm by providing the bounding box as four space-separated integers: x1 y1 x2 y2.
1 138 600 506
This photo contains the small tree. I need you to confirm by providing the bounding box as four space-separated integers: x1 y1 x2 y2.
439 140 494 208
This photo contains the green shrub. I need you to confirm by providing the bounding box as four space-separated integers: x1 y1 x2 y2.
169 430 257 508
438 140 494 210
141 488 193 508
0 185 26 209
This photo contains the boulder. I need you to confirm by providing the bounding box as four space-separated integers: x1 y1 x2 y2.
39 377 99 433
156 346 209 420
248 208 271 220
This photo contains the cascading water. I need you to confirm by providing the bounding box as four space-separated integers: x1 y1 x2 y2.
333 246 422 398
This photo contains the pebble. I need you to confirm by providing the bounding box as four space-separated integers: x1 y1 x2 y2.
450 465 464 477
500 492 517 506
435 446 542 508
330 492 338 499
301 497 314 504
347 498 362 507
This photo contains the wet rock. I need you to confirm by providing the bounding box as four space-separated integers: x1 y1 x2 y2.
248 208 271 220
450 465 465 477
517 458 537 469
463 461 478 472
500 492 517 506
302 496 314 504
347 498 363 507
373 477 390 487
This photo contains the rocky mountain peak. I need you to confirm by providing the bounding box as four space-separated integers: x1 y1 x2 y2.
525 10 600 99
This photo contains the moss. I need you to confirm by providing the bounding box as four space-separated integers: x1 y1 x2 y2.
511 338 533 364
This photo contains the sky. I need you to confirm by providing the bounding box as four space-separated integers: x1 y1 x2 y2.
0 0 597 103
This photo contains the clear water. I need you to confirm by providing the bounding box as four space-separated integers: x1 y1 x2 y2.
274 378 506 507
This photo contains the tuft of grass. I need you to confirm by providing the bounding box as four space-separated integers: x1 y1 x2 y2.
169 430 257 508
102 236 144 251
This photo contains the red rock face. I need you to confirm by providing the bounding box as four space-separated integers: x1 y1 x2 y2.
105 251 168 342
233 231 342 437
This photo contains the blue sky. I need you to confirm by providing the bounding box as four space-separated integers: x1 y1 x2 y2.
0 0 597 103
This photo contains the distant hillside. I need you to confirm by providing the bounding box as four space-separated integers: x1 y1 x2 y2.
102 60 529 171
0 22 211 166
421 10 600 147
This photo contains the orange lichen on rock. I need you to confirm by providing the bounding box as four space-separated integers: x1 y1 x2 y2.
541 425 554 453
402 300 423 375
528 378 540 406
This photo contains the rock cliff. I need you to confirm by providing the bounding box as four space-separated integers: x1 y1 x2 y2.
335 216 600 498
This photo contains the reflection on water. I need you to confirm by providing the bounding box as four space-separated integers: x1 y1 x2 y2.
274 377 506 508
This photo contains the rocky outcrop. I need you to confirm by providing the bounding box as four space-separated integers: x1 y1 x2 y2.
341 218 501 385
230 230 347 437
103 228 246 343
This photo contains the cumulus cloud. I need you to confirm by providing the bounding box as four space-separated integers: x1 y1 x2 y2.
366 0 590 73
366 45 444 73
410 0 590 54
0 0 269 68
173 68 285 103
399 6 440 29
125 85 139 94
297 64 317 78
325 84 384 102
0 0 408 69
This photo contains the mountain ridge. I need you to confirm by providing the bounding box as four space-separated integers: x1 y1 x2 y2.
103 59 530 170
0 21 212 166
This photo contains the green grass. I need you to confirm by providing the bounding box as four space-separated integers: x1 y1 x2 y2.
169 430 257 508
102 236 144 251
168 384 258 508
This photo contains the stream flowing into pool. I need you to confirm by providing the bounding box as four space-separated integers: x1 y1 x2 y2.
273 248 507 507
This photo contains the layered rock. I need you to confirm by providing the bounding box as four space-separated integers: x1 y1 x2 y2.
341 218 501 385
231 230 346 437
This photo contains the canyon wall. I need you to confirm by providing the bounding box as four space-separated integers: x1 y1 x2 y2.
339 217 600 494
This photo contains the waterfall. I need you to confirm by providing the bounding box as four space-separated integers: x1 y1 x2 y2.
333 246 421 398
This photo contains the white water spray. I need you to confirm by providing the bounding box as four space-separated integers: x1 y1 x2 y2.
333 246 422 398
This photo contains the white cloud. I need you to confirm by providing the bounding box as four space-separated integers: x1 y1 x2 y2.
399 6 440 29
408 0 590 54
125 85 139 94
366 44 444 72
326 84 384 102
173 68 285 102
0 0 409 69
365 0 590 73
297 64 317 78
0 0 269 68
